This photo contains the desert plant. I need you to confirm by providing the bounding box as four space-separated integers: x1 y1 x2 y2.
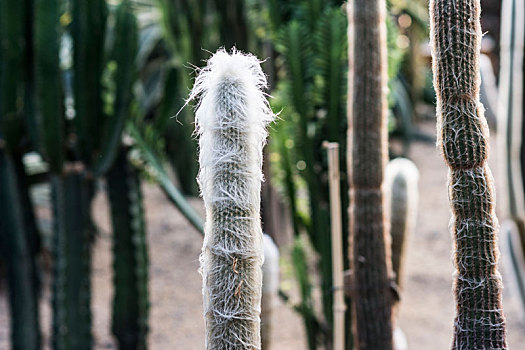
107 146 149 350
385 158 419 301
346 0 394 349
33 0 142 347
385 157 418 350
191 49 274 349
0 151 41 350
430 0 507 348
0 0 42 348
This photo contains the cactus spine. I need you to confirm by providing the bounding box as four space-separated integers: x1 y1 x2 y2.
347 1 394 349
107 147 149 350
191 49 274 349
430 1 508 348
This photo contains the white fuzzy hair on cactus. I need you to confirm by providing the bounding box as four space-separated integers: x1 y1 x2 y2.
187 48 275 349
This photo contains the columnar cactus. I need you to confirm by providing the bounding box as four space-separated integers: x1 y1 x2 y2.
430 0 507 348
0 151 41 350
347 1 394 349
51 168 94 350
107 147 149 350
190 49 274 349
385 158 419 297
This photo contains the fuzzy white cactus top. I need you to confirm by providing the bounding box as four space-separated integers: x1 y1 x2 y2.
188 49 275 349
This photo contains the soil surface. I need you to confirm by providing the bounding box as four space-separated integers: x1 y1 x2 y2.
1 121 525 349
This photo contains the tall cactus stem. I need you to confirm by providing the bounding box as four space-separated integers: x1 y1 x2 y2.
430 0 508 348
190 49 275 350
107 147 149 350
0 151 40 350
51 167 93 350
384 158 419 303
34 0 64 173
346 1 394 349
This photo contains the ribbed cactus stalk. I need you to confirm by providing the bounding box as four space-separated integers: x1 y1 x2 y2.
430 1 508 348
190 49 274 349
0 151 41 350
346 1 394 349
107 147 149 350
51 168 93 350
32 0 141 347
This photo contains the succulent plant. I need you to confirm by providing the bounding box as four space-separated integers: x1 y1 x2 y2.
107 147 149 350
347 0 394 348
191 49 274 350
430 0 507 348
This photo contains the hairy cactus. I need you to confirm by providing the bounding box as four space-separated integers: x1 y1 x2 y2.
346 1 394 349
385 158 419 298
190 49 274 349
107 147 149 350
430 0 507 348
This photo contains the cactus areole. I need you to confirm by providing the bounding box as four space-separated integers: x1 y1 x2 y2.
430 0 508 348
190 49 275 350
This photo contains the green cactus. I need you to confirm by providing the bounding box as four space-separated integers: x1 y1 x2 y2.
71 0 107 166
32 0 143 347
0 1 42 349
94 0 138 176
0 151 41 350
51 170 94 350
107 147 149 350
191 50 275 349
0 0 28 150
34 0 64 172
430 0 507 348
346 1 394 349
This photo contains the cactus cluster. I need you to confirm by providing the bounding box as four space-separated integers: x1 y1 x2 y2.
430 0 507 348
191 49 275 350
37 0 144 348
347 0 394 348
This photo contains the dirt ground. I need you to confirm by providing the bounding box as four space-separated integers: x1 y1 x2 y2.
1 121 525 349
